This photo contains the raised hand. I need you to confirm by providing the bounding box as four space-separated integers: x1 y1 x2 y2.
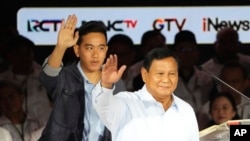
101 55 126 88
48 14 79 68
57 14 79 50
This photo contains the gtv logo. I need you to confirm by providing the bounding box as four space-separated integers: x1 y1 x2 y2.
27 19 62 32
82 20 137 31
153 18 186 31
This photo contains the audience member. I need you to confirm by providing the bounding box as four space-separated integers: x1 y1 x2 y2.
0 22 18 73
92 47 199 141
29 90 54 141
0 80 41 141
198 61 250 130
219 61 250 118
107 34 136 91
127 29 166 91
201 27 250 87
206 92 240 128
39 14 125 141
0 35 52 126
172 30 214 115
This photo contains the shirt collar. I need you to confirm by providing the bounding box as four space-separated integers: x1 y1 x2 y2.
77 61 90 83
140 85 178 109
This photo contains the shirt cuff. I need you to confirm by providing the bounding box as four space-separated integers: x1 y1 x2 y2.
43 64 62 77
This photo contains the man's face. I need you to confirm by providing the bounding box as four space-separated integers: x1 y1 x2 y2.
215 30 239 60
220 68 247 97
175 41 199 68
74 32 108 72
141 57 178 101
8 46 33 71
0 87 24 117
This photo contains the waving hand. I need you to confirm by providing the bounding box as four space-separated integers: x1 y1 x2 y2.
101 55 127 89
57 14 79 49
48 14 79 68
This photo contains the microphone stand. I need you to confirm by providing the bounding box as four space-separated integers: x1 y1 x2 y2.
199 66 250 101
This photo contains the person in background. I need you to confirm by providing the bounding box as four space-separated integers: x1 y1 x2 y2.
92 47 199 141
39 14 125 141
0 80 41 141
0 35 52 126
0 22 18 73
173 30 214 115
198 61 250 130
127 29 166 91
107 34 136 91
201 27 250 89
29 91 54 141
206 92 240 128
218 61 250 118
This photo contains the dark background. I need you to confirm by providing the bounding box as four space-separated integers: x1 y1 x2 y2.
2 1 250 65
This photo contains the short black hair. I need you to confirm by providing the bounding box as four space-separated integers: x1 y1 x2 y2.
108 34 134 50
216 27 239 41
141 30 166 46
174 30 196 47
5 35 35 53
143 47 179 71
76 21 107 45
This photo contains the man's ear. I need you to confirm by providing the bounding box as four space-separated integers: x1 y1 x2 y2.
141 67 148 83
73 44 80 58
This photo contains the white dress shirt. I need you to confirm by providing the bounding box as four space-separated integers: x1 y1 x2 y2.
29 126 44 141
0 127 12 141
0 114 40 141
92 82 199 141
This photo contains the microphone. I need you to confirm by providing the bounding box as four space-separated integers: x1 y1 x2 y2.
198 66 250 101
227 119 250 125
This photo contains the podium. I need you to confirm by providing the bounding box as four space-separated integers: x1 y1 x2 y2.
199 119 250 141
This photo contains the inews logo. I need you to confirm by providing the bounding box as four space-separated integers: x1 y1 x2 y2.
202 17 250 31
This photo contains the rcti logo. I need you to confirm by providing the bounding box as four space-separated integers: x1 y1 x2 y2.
153 18 186 31
27 19 62 32
202 17 250 31
82 20 137 31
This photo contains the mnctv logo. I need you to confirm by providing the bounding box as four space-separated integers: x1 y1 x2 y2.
27 20 62 32
152 18 186 31
202 17 250 31
82 20 137 32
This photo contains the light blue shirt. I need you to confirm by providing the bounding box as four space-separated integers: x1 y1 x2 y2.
92 82 200 141
77 62 105 141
